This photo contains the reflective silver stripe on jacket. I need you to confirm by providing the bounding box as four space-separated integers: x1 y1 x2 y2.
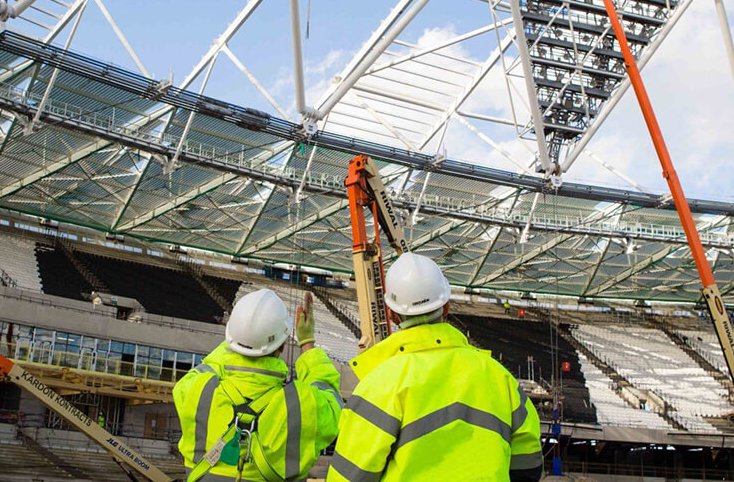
284 382 301 479
194 363 217 375
396 402 512 450
346 395 400 438
223 365 286 378
329 451 383 482
193 374 220 462
511 385 529 433
510 451 543 470
312 381 344 408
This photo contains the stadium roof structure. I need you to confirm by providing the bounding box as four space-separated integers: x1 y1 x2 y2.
0 0 732 303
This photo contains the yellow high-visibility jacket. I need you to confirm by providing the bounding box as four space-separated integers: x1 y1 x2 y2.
327 323 542 482
173 342 343 482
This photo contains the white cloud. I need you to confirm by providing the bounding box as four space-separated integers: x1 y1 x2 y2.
267 49 348 120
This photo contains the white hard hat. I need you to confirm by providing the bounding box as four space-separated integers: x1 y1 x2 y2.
225 289 290 357
384 252 451 316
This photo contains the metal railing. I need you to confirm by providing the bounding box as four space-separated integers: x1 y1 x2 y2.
7 343 188 383
558 459 733 480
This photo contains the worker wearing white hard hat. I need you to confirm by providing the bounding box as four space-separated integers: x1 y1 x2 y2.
174 289 343 482
328 252 543 482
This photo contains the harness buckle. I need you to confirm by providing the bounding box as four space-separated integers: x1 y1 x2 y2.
237 419 256 471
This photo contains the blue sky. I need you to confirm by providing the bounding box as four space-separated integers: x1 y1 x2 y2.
15 0 734 202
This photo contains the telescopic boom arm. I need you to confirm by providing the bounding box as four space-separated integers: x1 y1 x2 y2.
345 155 409 351
601 0 734 382
0 354 175 482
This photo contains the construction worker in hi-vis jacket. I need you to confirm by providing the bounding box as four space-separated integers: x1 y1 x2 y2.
174 289 343 482
328 253 543 482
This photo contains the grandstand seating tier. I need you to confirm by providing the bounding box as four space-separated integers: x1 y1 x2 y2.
572 324 729 432
578 353 671 430
454 315 597 424
35 243 93 301
202 274 242 305
0 233 42 291
75 252 225 324
678 329 729 375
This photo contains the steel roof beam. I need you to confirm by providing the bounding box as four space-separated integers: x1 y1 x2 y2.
93 0 149 78
0 0 87 85
115 172 238 232
510 0 552 172
473 232 575 286
0 138 110 198
240 199 349 256
366 20 512 75
234 141 297 253
110 152 150 230
418 29 515 149
177 0 264 92
314 0 431 120
467 191 521 285
584 215 731 296
584 244 679 296
5 30 734 214
5 90 734 248
404 220 469 254
471 202 622 285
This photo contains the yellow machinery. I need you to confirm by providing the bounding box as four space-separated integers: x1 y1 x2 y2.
345 155 409 351
0 354 176 482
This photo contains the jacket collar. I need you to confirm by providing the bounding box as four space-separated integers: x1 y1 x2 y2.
203 341 288 380
349 323 471 380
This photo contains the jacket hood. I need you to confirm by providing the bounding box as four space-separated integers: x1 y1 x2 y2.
202 341 289 390
349 323 485 380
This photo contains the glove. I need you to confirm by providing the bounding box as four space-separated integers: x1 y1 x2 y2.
296 292 316 347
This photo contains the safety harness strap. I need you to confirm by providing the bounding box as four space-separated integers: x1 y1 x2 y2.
250 431 285 482
186 385 281 482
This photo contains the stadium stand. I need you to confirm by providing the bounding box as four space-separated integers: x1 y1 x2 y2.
453 314 596 424
572 325 730 432
578 353 671 429
678 329 729 375
34 243 93 301
0 233 41 291
74 252 225 324
202 274 242 306
0 423 185 482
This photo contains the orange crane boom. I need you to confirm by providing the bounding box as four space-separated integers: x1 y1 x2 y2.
345 155 409 351
602 0 734 381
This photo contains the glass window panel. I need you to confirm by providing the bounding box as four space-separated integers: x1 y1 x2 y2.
34 328 53 343
96 340 110 353
176 352 192 364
